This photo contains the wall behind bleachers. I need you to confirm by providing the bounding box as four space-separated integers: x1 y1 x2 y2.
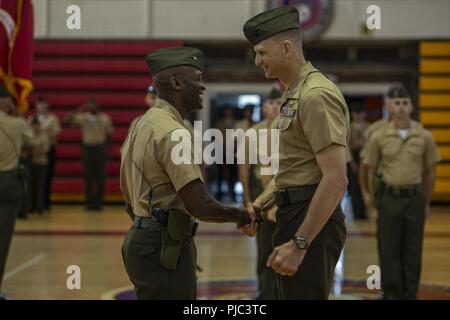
33 0 450 40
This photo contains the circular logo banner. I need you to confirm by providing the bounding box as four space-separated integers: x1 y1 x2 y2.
267 0 334 41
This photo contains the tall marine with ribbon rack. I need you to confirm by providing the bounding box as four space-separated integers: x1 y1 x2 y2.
0 0 34 113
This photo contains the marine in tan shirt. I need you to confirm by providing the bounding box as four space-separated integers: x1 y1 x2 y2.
64 98 113 210
121 99 205 216
347 105 368 220
66 103 113 146
215 104 238 201
365 120 439 186
0 84 33 295
358 118 391 209
349 109 368 156
234 104 254 131
0 109 33 171
29 121 50 165
239 88 282 205
34 97 61 147
120 47 257 300
243 6 349 299
34 96 62 211
364 83 440 300
274 61 350 189
360 118 389 160
28 117 51 214
238 87 281 299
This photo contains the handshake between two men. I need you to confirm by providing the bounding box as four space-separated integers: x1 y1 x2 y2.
235 179 306 278
237 178 278 237
179 179 303 277
237 201 277 237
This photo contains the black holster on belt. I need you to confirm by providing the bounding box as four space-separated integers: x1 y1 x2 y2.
160 208 198 271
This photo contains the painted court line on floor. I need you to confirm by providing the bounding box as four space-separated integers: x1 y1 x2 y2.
4 253 46 281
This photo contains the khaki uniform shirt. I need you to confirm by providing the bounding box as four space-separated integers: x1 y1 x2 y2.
120 99 204 217
349 121 368 151
235 119 253 131
29 131 50 165
73 112 113 145
274 62 350 189
183 119 195 136
360 118 389 160
364 120 440 186
128 116 141 134
0 111 33 171
125 118 197 155
37 113 61 146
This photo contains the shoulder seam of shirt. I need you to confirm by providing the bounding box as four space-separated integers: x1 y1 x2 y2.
299 85 338 104
140 109 185 136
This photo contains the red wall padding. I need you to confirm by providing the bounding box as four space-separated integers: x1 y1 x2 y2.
52 111 141 126
59 127 129 143
52 179 121 193
33 40 184 199
34 76 150 90
56 161 120 176
29 93 148 109
56 145 122 160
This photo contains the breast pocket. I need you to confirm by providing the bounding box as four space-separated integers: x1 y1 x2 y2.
381 138 401 157
407 137 425 156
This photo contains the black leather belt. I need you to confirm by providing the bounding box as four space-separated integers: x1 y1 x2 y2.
384 184 422 198
274 184 318 207
133 216 163 231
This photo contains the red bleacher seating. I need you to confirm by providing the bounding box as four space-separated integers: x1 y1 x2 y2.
55 144 122 160
34 59 147 73
31 40 184 202
56 161 120 176
52 179 121 193
29 93 147 109
34 76 151 90
59 127 129 143
53 111 141 126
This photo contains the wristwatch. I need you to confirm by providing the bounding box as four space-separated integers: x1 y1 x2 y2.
292 235 309 250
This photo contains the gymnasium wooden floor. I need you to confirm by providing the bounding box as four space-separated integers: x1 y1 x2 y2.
3 204 450 299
